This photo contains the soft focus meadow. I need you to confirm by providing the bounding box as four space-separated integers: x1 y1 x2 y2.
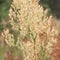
0 0 60 60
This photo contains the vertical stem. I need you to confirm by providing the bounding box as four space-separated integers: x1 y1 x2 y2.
34 39 36 60
31 33 37 60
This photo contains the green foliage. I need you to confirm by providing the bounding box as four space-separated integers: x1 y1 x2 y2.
13 47 24 60
9 29 20 45
0 0 12 22
40 45 46 60
46 8 51 17
6 22 12 28
0 24 4 31
0 0 5 4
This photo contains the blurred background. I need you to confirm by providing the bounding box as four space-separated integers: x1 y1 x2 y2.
39 0 60 18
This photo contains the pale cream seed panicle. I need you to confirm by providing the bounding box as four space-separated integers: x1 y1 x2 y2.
3 0 59 60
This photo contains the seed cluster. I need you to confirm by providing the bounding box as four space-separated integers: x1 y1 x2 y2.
2 0 58 60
